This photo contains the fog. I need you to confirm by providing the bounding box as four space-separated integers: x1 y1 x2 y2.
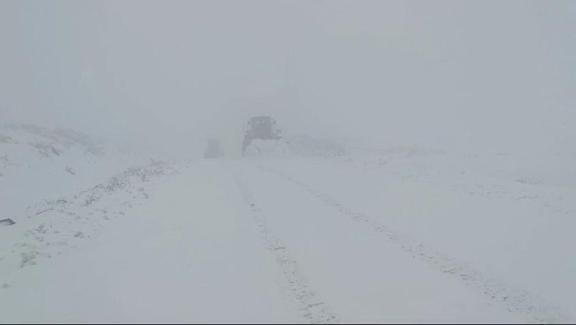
3 2 576 322
1 0 575 155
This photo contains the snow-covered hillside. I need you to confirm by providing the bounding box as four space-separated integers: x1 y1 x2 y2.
0 124 177 285
0 124 151 218
0 124 103 175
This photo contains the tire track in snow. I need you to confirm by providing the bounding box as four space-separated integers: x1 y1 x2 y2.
258 165 572 324
233 171 340 324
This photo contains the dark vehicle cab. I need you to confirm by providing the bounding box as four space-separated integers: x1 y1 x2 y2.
242 116 282 155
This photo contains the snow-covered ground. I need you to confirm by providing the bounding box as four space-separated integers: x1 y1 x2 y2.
248 150 576 323
1 132 575 323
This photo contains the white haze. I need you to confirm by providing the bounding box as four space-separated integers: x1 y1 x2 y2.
1 0 575 156
3 1 576 323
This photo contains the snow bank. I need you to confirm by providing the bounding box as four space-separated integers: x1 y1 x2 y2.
243 134 348 158
0 161 177 281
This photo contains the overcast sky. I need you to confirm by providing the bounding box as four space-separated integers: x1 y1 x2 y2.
1 0 575 155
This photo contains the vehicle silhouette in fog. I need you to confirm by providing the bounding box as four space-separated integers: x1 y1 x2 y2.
203 138 222 159
242 116 282 155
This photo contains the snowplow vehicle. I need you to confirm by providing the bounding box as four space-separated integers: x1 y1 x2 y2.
242 116 282 155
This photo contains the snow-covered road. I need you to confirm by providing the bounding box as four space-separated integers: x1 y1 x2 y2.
1 159 573 323
1 162 300 323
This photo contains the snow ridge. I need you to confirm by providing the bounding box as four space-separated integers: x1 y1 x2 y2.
0 161 177 282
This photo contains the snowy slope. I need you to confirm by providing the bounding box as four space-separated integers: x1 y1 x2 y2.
0 124 150 219
0 124 177 287
0 124 104 176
